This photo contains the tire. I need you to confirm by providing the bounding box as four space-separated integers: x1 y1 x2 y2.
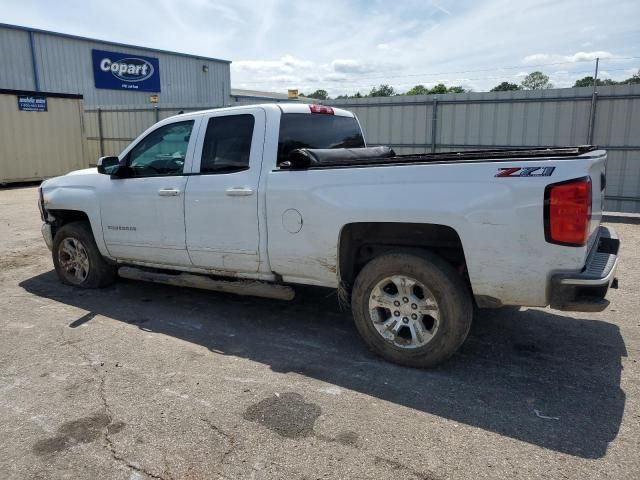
351 251 472 368
52 221 117 288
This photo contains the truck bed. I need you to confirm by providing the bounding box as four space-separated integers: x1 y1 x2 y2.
281 145 598 170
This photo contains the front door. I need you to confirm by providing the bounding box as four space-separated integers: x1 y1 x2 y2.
184 109 265 272
99 119 198 266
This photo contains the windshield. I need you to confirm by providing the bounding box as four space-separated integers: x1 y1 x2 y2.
277 113 365 165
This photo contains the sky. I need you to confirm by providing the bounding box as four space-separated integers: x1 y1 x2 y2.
1 0 639 96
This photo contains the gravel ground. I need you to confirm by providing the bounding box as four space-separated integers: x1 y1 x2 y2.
0 185 638 480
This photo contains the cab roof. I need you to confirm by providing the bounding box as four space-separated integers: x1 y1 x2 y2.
173 103 355 120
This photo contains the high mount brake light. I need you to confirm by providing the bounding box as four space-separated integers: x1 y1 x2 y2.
309 104 334 114
544 177 592 246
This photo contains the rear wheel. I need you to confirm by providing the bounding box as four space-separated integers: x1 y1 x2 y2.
52 222 117 288
351 251 472 368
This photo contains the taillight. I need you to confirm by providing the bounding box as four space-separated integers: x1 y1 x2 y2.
309 104 334 114
544 177 592 246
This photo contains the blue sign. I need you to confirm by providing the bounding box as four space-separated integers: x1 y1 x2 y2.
17 95 47 112
92 49 161 92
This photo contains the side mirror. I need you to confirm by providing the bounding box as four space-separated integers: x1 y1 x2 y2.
96 156 120 175
110 164 134 179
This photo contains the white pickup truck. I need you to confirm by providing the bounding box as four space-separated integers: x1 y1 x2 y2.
38 103 620 367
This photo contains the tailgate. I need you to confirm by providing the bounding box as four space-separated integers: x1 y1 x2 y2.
586 151 607 251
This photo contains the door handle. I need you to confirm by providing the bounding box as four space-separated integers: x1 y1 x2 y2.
226 187 254 196
158 188 180 197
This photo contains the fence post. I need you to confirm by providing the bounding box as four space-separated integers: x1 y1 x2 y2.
97 107 104 157
587 57 599 145
431 97 438 153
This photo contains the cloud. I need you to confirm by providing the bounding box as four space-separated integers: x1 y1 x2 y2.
523 51 613 64
431 1 451 16
233 55 313 74
331 59 404 76
189 1 247 24
323 73 350 82
1 0 639 97
331 59 380 74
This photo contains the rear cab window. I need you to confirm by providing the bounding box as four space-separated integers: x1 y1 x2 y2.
277 113 365 165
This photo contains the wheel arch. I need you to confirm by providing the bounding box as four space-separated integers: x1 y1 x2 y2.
51 220 118 288
338 222 470 293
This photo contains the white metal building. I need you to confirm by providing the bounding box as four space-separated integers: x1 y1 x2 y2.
0 23 231 107
229 88 310 105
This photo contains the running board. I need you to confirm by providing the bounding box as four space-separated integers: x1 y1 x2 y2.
118 266 295 301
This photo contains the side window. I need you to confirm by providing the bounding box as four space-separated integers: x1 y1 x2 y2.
126 120 194 177
200 114 255 174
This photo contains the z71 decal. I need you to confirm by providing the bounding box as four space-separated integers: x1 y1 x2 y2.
495 166 556 177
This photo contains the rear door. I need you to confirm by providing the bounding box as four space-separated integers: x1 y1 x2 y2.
184 108 266 272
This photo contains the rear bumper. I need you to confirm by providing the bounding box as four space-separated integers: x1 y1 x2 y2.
549 226 619 312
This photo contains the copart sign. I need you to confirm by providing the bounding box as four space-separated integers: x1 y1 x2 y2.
92 49 161 92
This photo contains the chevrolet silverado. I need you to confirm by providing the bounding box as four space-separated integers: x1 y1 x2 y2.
38 103 620 367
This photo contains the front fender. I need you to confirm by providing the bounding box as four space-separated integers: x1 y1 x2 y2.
42 185 110 259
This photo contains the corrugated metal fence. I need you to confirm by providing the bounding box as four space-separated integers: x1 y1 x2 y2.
84 96 304 159
325 85 640 213
83 104 217 162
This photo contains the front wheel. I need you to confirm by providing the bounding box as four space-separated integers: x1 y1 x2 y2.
52 221 117 288
351 251 472 368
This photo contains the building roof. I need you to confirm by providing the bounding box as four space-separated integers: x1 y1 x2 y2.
0 23 231 64
231 88 315 101
231 89 291 100
0 88 82 99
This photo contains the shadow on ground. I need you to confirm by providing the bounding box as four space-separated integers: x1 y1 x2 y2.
21 271 626 459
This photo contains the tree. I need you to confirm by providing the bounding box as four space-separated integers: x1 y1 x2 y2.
447 86 466 93
428 83 448 94
490 81 521 92
572 76 618 88
405 84 465 95
306 89 329 100
368 84 395 97
335 91 363 99
521 71 553 90
622 70 640 84
405 84 430 96
573 76 597 87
